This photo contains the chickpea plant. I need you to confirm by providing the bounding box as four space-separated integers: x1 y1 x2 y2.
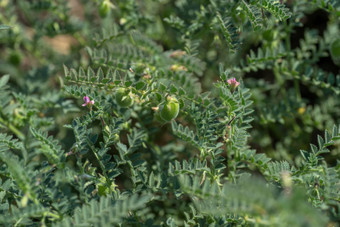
0 0 339 226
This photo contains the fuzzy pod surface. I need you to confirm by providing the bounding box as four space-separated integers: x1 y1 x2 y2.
159 96 180 122
115 88 134 107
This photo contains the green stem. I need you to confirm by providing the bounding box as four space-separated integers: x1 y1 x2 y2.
315 188 321 200
0 117 25 140
245 216 272 225
14 217 23 227
294 75 302 101
86 138 115 195
46 211 61 219
284 20 301 101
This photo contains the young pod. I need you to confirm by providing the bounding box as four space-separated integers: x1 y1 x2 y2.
158 96 180 122
115 88 134 107
98 0 111 18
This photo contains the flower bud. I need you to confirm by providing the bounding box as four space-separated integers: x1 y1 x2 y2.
227 78 240 93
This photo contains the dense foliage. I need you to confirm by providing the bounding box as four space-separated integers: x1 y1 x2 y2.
0 0 339 226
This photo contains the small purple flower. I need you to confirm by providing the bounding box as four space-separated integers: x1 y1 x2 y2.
82 96 94 110
227 78 240 92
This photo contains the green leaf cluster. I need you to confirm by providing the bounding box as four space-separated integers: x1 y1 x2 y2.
0 0 339 226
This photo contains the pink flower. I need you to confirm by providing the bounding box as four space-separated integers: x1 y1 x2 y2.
82 96 94 110
227 78 240 92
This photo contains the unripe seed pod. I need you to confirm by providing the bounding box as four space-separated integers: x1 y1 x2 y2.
159 96 179 122
154 111 167 123
98 0 111 18
115 88 134 107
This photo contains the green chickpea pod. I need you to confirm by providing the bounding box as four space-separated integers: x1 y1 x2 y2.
115 88 134 107
158 96 180 122
98 0 112 18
